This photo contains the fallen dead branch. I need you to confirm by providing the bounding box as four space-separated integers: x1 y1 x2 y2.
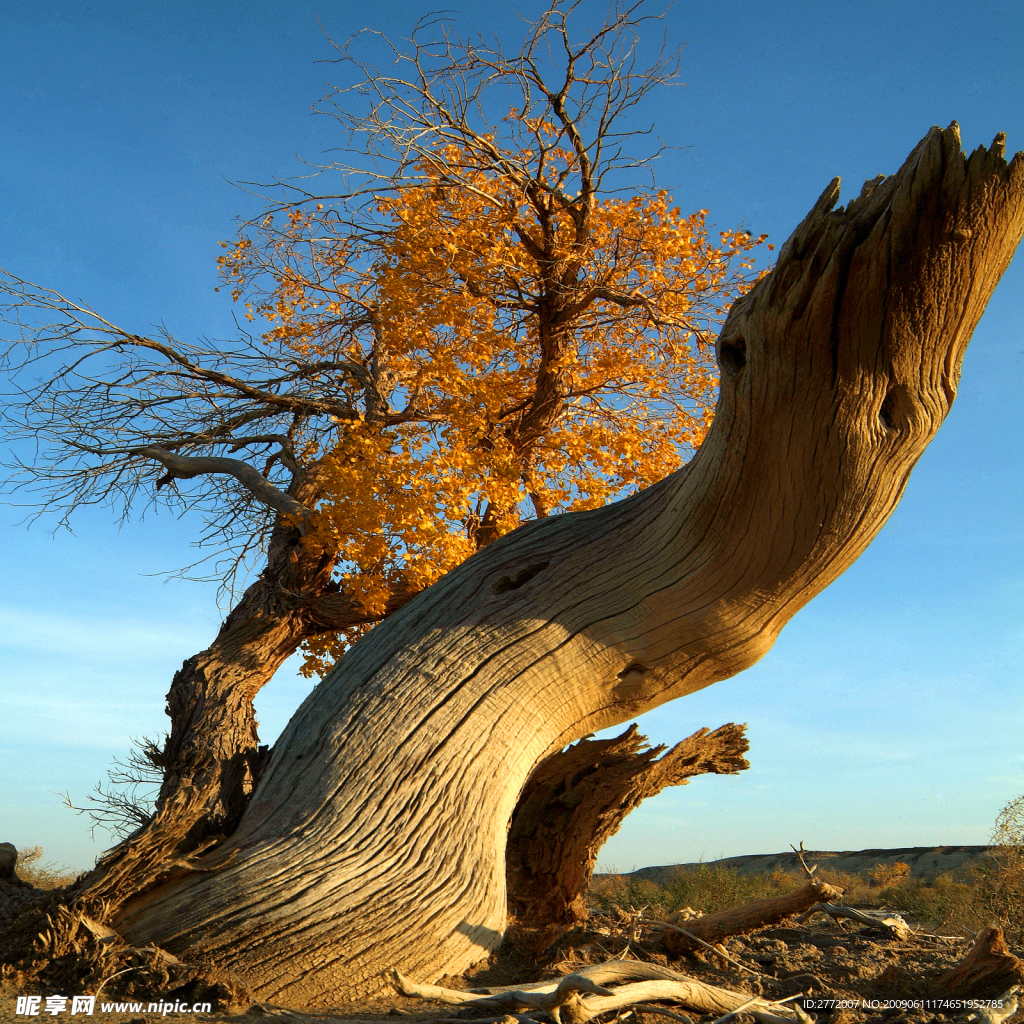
580 981 797 1024
392 960 800 1024
391 968 613 1020
795 902 910 941
790 843 819 881
661 880 843 956
708 995 762 1024
428 1015 548 1024
962 987 1020 1024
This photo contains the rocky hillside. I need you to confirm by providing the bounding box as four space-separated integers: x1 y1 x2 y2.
614 846 991 885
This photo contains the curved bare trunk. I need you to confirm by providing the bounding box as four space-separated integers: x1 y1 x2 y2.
100 126 1023 1007
505 723 749 949
82 467 413 903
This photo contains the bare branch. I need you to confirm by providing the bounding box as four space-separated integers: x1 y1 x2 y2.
132 447 311 523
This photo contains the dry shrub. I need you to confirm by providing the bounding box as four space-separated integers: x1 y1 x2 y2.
816 867 871 902
878 871 981 934
869 861 911 888
590 864 793 920
976 795 1024 944
14 848 77 890
590 800 1024 943
589 858 1022 942
971 850 1024 944
589 874 676 918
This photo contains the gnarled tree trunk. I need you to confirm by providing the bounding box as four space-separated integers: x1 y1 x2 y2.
82 466 390 903
506 723 749 949
95 125 1023 1007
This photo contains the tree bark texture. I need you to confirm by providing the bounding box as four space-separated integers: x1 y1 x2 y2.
83 465 418 904
934 927 1024 999
106 126 1024 1007
505 723 749 947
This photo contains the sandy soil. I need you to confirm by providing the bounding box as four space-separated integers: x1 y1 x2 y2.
4 914 1019 1024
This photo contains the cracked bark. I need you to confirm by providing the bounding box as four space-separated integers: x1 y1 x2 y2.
505 723 749 950
80 463 415 904
72 125 1024 1008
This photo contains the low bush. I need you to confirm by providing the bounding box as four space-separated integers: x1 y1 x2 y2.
15 847 77 889
590 863 794 919
590 848 1023 942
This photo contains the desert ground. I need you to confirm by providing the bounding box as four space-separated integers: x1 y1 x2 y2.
3 846 1021 1024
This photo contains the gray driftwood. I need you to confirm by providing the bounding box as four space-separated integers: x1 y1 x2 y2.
393 962 799 1024
105 125 1024 1008
796 902 910 941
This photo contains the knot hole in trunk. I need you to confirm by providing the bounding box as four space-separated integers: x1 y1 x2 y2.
879 384 912 434
617 662 647 679
717 336 747 377
492 561 550 594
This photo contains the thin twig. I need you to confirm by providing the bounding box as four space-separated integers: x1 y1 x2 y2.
629 1005 695 1024
709 996 760 1024
638 919 761 977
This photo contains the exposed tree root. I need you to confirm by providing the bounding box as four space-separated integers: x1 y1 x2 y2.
0 894 252 1012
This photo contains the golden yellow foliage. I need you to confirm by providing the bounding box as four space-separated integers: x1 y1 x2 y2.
220 132 769 675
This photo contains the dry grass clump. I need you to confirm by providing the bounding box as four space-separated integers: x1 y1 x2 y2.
590 863 796 919
869 860 912 887
873 858 1022 943
878 796 1024 943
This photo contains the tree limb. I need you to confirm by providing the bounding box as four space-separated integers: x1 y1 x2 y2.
132 447 311 522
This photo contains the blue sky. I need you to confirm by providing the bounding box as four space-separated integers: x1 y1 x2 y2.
0 0 1022 873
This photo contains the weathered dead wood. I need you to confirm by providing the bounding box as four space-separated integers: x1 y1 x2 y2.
429 1016 548 1024
392 968 613 1023
934 927 1024 999
393 961 799 1024
962 988 1021 1024
796 902 910 940
506 723 748 947
98 126 1024 1008
642 919 761 975
583 983 797 1024
631 1005 696 1024
790 843 820 880
662 881 843 955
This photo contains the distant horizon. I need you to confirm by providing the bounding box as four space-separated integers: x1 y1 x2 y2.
596 844 995 883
